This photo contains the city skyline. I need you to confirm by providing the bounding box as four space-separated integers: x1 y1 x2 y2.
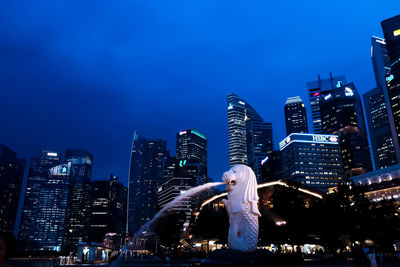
1 1 399 185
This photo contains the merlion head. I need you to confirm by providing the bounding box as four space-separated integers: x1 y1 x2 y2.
222 164 261 216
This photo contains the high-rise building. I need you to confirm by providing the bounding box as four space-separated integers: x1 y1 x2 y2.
109 175 127 234
307 73 347 133
0 145 25 233
88 180 110 243
284 96 308 136
19 150 71 251
19 150 63 250
227 94 263 167
127 132 168 234
87 174 127 243
245 120 273 182
279 133 345 189
363 88 397 169
364 36 400 169
176 129 207 184
63 150 93 252
381 15 400 154
320 83 372 177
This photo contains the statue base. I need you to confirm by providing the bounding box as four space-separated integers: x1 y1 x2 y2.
201 249 303 266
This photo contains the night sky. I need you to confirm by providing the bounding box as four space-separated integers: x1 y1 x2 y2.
1 1 399 185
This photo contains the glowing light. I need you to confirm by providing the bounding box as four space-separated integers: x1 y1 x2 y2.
312 92 320 97
276 220 287 226
329 136 338 142
228 105 233 110
180 190 186 195
336 81 343 87
200 180 323 209
386 74 394 84
47 152 58 157
345 87 354 96
324 94 332 100
238 101 245 105
179 160 187 167
286 137 291 143
261 156 269 165
192 129 207 140
179 130 187 135
394 29 400 37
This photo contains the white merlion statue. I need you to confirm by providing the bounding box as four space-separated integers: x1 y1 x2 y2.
222 164 261 252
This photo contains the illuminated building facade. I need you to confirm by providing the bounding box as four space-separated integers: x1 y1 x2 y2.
245 120 273 182
319 83 372 177
19 151 62 250
351 164 400 202
19 150 71 251
87 175 127 243
280 133 344 189
363 88 397 169
63 150 93 252
227 93 263 167
364 36 400 170
381 15 400 153
176 129 207 184
284 96 308 135
127 132 168 233
88 180 109 242
0 145 25 233
109 175 127 235
307 73 347 133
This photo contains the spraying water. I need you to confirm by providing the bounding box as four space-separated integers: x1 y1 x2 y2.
137 182 223 236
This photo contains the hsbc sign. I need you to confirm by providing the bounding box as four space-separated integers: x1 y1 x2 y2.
280 133 339 150
313 135 338 142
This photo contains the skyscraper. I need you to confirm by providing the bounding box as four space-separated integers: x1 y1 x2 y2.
363 88 397 169
127 132 168 234
320 83 372 177
19 150 62 250
307 73 347 133
109 175 127 235
19 150 71 251
176 129 207 184
88 180 110 243
284 96 308 136
0 145 25 233
381 15 400 153
63 150 93 252
280 133 344 189
364 36 400 169
245 120 273 182
227 93 263 167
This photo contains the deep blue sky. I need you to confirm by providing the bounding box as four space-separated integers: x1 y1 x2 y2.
1 1 399 185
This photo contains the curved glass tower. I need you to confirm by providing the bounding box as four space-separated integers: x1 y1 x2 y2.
227 93 263 167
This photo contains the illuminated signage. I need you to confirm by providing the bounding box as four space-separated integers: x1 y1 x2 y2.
62 167 67 173
261 156 269 165
386 74 394 84
394 29 400 37
179 130 187 135
345 87 354 97
279 133 339 150
179 160 187 167
312 92 320 97
313 135 337 142
336 81 343 87
47 152 58 157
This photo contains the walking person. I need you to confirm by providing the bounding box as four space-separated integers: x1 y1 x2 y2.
366 248 378 267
